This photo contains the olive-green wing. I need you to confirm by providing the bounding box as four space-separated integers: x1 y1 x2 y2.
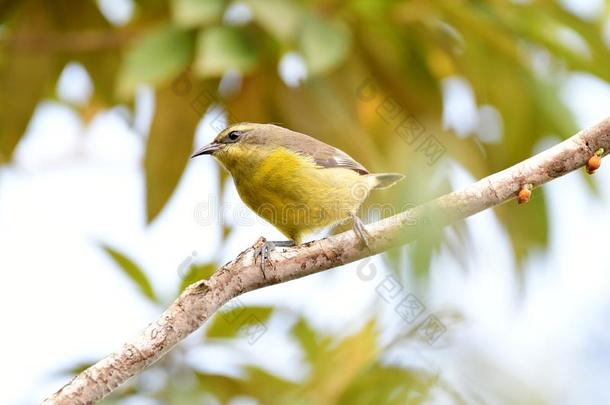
273 126 370 175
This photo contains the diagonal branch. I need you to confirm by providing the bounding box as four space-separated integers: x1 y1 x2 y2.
44 117 610 404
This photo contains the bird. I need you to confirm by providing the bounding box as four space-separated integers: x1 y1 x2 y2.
191 123 404 270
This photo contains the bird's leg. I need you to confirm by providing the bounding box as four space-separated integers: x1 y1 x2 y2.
254 238 295 278
350 213 373 251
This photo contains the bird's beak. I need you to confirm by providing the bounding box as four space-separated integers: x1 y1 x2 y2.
191 143 221 158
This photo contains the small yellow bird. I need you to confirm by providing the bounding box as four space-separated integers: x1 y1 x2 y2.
192 123 403 264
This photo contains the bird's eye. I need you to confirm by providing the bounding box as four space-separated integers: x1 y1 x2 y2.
227 131 241 141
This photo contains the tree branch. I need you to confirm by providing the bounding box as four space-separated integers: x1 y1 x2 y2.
44 117 610 404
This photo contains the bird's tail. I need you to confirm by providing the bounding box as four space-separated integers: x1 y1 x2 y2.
369 173 405 190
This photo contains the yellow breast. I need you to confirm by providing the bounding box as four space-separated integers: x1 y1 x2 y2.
215 145 372 244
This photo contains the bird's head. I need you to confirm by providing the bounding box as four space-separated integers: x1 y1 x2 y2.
191 122 286 161
191 123 254 157
192 122 294 175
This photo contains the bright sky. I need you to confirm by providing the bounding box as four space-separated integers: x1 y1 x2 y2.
2 1 610 404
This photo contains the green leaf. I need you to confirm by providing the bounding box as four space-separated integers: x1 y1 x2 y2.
54 360 96 376
145 78 214 222
0 52 55 163
291 317 323 365
338 366 437 405
531 78 577 139
206 305 273 339
102 245 158 303
0 2 58 162
178 262 216 293
195 26 259 77
496 187 549 264
117 24 193 98
299 15 351 76
247 0 301 41
171 0 225 28
304 320 378 403
77 50 121 105
240 366 302 405
409 225 443 279
49 0 120 104
195 372 244 403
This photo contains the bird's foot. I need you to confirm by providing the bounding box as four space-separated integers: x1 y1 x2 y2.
351 213 374 252
254 238 295 278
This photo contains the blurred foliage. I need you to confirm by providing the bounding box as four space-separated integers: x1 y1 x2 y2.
1 0 606 267
102 244 159 303
4 0 610 402
85 295 457 404
96 242 463 403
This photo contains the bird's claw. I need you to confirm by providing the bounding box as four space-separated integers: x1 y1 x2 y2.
254 239 295 279
254 239 272 279
351 214 374 252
